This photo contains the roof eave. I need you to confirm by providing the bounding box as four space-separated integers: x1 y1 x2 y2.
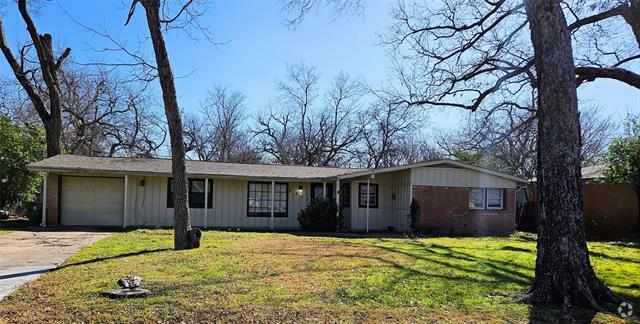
337 159 528 183
27 165 349 182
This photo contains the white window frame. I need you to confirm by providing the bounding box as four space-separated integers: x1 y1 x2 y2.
358 183 378 208
469 188 486 210
486 188 504 210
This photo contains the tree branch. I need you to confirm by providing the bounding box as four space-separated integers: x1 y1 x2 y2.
0 18 49 121
576 66 640 89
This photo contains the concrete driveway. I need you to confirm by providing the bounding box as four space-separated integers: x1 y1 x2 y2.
0 228 113 300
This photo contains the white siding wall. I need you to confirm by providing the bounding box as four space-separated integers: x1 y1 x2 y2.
411 167 516 189
125 176 314 229
59 166 514 231
348 170 411 232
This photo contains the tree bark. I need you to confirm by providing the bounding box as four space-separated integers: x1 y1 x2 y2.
136 0 200 250
43 118 62 157
0 1 67 157
523 0 619 311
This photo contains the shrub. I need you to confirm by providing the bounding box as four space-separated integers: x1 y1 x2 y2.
409 198 421 232
297 198 343 232
0 116 45 210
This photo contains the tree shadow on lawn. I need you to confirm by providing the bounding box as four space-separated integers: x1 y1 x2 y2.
144 249 490 306
42 236 637 322
358 239 640 321
52 248 172 272
408 240 639 272
286 231 409 239
369 240 535 285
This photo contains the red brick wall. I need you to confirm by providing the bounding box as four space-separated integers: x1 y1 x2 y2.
412 186 515 235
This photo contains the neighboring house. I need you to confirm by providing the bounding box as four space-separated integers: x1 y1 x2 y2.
518 165 639 236
28 155 526 234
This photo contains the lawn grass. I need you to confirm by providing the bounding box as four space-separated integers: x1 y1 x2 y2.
0 230 638 323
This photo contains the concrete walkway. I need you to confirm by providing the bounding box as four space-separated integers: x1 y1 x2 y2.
0 228 113 300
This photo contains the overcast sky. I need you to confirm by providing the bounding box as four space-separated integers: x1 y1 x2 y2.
1 0 638 136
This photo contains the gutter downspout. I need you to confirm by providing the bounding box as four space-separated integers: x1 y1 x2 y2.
40 172 48 227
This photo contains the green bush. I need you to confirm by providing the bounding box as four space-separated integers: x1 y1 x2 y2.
297 198 343 232
0 116 45 209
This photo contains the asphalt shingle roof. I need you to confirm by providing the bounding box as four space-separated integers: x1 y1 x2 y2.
28 155 363 180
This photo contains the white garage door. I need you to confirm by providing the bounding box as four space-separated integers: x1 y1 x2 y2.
61 176 124 226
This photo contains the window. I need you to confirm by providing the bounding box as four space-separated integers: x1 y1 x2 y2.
358 183 378 208
167 178 213 209
469 188 505 210
247 182 288 217
469 188 486 209
340 183 351 207
486 188 504 209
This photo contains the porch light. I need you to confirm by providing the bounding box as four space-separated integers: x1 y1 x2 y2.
139 179 145 187
296 185 304 197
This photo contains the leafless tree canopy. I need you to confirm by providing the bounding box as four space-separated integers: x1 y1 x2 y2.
254 62 364 166
439 106 616 179
184 86 260 163
59 68 166 157
356 99 438 168
0 65 166 158
281 0 364 26
384 0 639 116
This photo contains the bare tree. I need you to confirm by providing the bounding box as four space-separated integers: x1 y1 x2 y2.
0 0 71 157
441 106 616 179
0 66 166 157
356 99 427 168
580 107 617 166
0 76 38 123
59 68 166 157
382 0 639 310
125 0 204 250
284 0 640 311
254 63 363 166
184 86 260 163
524 0 619 309
281 0 364 26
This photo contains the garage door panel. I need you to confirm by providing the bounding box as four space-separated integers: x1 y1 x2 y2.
61 177 124 226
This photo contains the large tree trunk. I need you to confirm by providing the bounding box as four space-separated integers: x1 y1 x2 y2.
139 0 200 250
523 0 619 311
0 1 66 158
44 115 62 157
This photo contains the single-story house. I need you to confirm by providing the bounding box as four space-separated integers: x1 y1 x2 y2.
517 165 639 236
28 155 527 234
